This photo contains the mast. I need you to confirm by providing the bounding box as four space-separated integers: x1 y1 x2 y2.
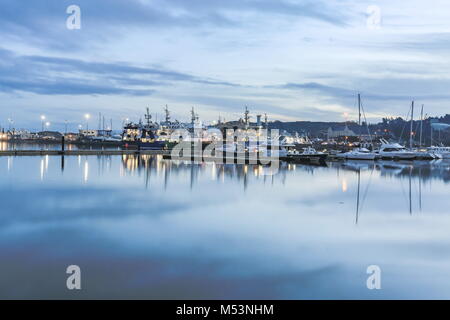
430 119 433 147
244 106 250 129
409 101 414 149
358 93 362 145
164 105 170 123
145 107 152 126
419 104 424 148
191 107 196 126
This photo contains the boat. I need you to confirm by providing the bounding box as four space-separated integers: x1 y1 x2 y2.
122 108 167 151
283 147 328 164
413 148 442 160
428 146 450 159
336 148 377 160
336 94 378 161
376 139 417 160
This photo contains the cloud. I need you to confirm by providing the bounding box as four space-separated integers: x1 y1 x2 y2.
0 48 240 96
0 0 348 51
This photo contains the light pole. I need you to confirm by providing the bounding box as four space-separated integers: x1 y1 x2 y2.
85 114 90 131
45 122 50 130
40 115 46 132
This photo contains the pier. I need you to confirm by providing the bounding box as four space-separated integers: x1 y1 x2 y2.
0 150 171 157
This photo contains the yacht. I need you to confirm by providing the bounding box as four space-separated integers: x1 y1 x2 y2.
428 146 450 159
336 148 377 161
377 139 416 160
414 148 442 160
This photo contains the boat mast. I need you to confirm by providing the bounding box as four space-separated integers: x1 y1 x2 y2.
419 104 424 148
244 106 250 130
409 101 414 149
358 93 362 145
191 107 196 126
145 108 152 126
164 105 170 124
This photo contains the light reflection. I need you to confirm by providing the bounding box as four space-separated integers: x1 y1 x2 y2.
83 160 89 183
342 178 348 192
7 157 12 172
40 158 44 181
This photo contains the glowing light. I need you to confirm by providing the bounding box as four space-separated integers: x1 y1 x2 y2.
342 179 348 192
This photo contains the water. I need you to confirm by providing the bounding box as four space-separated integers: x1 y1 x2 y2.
0 155 450 299
0 142 120 151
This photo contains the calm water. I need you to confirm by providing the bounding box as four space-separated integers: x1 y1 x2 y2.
0 155 450 299
0 142 120 151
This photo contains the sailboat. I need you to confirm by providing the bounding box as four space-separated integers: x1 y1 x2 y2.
336 93 377 160
412 104 441 160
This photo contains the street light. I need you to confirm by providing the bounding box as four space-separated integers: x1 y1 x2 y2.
40 115 46 132
45 121 50 129
84 114 91 130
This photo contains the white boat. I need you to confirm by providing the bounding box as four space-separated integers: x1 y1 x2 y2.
377 139 417 160
414 148 442 160
287 146 325 156
336 148 377 160
428 146 450 159
336 94 377 161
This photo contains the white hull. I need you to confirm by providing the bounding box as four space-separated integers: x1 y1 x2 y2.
378 152 416 160
337 153 376 160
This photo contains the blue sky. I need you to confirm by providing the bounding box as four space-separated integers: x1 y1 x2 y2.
1 0 450 131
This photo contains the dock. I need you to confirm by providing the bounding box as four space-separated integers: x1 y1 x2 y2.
0 150 171 157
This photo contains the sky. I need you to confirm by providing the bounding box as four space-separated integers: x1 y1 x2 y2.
1 0 450 131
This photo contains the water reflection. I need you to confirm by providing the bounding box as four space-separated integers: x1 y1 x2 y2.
1 155 450 299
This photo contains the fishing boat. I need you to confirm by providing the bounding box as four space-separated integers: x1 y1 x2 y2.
122 108 167 150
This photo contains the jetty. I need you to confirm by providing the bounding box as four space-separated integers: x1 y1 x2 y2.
0 149 170 157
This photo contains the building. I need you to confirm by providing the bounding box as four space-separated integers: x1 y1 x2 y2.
327 125 357 139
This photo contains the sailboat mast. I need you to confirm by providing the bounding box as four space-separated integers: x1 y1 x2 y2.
410 101 414 149
419 104 424 148
358 93 361 143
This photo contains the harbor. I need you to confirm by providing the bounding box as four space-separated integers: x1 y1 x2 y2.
2 101 450 164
